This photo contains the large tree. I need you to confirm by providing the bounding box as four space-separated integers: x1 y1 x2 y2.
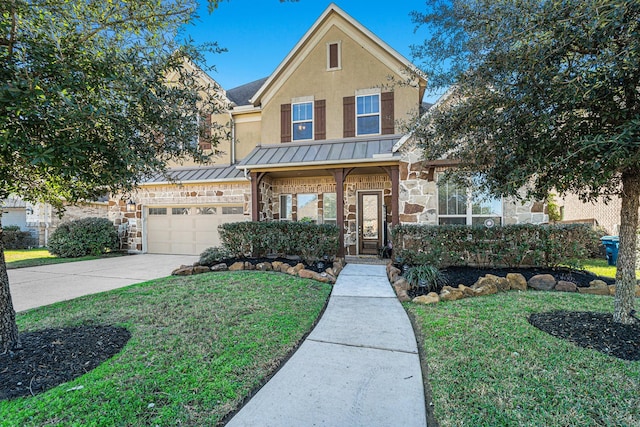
0 0 225 351
412 0 639 323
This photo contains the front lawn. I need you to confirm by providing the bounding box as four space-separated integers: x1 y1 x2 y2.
0 271 331 425
4 248 121 269
581 257 640 280
408 292 639 426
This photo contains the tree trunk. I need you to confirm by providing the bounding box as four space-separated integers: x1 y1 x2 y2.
614 169 640 324
0 215 21 352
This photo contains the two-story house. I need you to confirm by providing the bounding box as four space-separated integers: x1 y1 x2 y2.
110 3 547 257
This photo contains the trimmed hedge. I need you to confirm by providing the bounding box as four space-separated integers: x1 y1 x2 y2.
218 222 339 262
391 223 596 269
48 217 118 258
2 225 37 249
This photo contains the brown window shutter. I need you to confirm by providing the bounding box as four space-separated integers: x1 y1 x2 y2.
281 103 292 142
343 96 355 138
314 100 326 140
199 113 212 150
381 92 395 134
329 43 339 68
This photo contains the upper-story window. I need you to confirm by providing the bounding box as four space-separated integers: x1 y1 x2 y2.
327 41 341 70
292 101 313 141
356 94 381 136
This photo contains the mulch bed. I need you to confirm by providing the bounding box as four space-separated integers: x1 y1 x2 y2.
528 311 640 361
0 325 130 400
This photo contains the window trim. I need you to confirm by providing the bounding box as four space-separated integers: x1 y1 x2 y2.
292 100 314 141
355 92 381 136
280 194 293 221
326 41 342 71
436 177 503 226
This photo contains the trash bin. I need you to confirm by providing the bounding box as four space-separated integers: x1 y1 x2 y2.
600 236 620 266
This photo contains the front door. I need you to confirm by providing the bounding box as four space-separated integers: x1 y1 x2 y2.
358 191 382 255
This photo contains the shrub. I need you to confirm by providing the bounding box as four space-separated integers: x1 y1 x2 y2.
404 265 447 293
48 217 118 258
198 247 230 267
2 226 37 249
218 221 339 262
391 223 594 269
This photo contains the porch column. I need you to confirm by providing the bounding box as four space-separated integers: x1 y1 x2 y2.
332 169 345 258
390 165 399 226
250 172 266 222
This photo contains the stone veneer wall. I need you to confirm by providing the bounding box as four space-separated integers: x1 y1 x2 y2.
398 139 548 225
109 181 250 252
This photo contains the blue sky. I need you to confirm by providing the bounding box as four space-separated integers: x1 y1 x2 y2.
183 1 444 103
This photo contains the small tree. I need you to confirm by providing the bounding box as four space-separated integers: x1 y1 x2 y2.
411 0 639 323
0 0 226 351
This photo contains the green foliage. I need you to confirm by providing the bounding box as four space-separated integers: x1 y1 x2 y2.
546 193 562 222
1 227 37 249
48 218 118 258
198 246 230 267
218 222 340 262
404 265 448 293
391 223 595 268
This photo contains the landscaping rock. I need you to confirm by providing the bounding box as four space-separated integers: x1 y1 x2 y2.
459 284 476 297
192 266 211 274
272 261 283 270
279 263 292 273
608 285 616 296
229 262 245 271
244 262 255 271
332 260 343 276
472 283 498 296
210 263 228 272
413 292 440 305
255 262 272 271
440 286 465 301
555 281 578 292
637 285 640 297
393 277 411 291
506 273 527 291
528 274 556 291
578 286 610 296
325 267 335 277
293 263 305 273
589 280 608 289
172 266 193 276
396 289 411 302
286 266 297 275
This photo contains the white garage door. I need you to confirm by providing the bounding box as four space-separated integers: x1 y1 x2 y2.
146 206 246 255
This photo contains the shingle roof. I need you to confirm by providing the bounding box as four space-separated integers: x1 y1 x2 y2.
142 165 246 184
237 135 402 169
226 77 268 106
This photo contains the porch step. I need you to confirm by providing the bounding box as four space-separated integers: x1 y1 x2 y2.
344 255 390 265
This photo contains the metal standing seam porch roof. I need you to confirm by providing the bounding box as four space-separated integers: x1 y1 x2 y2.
237 135 403 170
141 164 247 185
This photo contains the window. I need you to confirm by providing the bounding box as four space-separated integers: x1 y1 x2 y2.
148 208 167 215
222 206 243 215
327 41 341 70
297 194 318 223
437 178 502 226
292 102 313 141
172 207 190 215
356 94 380 135
280 194 292 221
196 207 216 215
323 193 337 225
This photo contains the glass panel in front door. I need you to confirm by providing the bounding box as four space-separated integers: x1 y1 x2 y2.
362 194 379 239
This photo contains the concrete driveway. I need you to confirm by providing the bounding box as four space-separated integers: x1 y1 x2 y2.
8 254 198 312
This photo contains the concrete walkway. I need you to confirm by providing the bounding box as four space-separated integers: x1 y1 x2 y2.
8 254 198 312
226 263 427 427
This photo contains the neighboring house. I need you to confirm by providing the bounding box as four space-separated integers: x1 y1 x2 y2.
1 196 108 247
111 3 548 257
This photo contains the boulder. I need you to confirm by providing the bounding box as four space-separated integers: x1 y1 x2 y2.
459 285 476 297
388 266 401 278
325 267 335 277
393 277 411 291
413 292 440 305
286 266 297 275
255 262 272 271
172 266 193 276
279 263 292 273
578 285 610 296
192 266 211 274
228 262 245 271
396 289 411 302
506 273 527 291
440 286 465 301
589 280 608 289
298 269 316 280
210 263 228 272
244 262 255 270
608 285 616 296
473 283 498 296
528 274 556 291
272 261 283 270
555 281 578 292
293 263 305 273
333 260 343 276
298 269 331 283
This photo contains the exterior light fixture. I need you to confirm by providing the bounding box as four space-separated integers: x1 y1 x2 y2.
126 200 136 213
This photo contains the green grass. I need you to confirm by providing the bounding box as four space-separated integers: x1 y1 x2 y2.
581 258 640 280
0 271 331 426
4 248 121 269
408 292 640 427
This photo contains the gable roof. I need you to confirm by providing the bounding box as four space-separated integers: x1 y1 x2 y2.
227 77 268 106
237 134 401 170
249 3 426 107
